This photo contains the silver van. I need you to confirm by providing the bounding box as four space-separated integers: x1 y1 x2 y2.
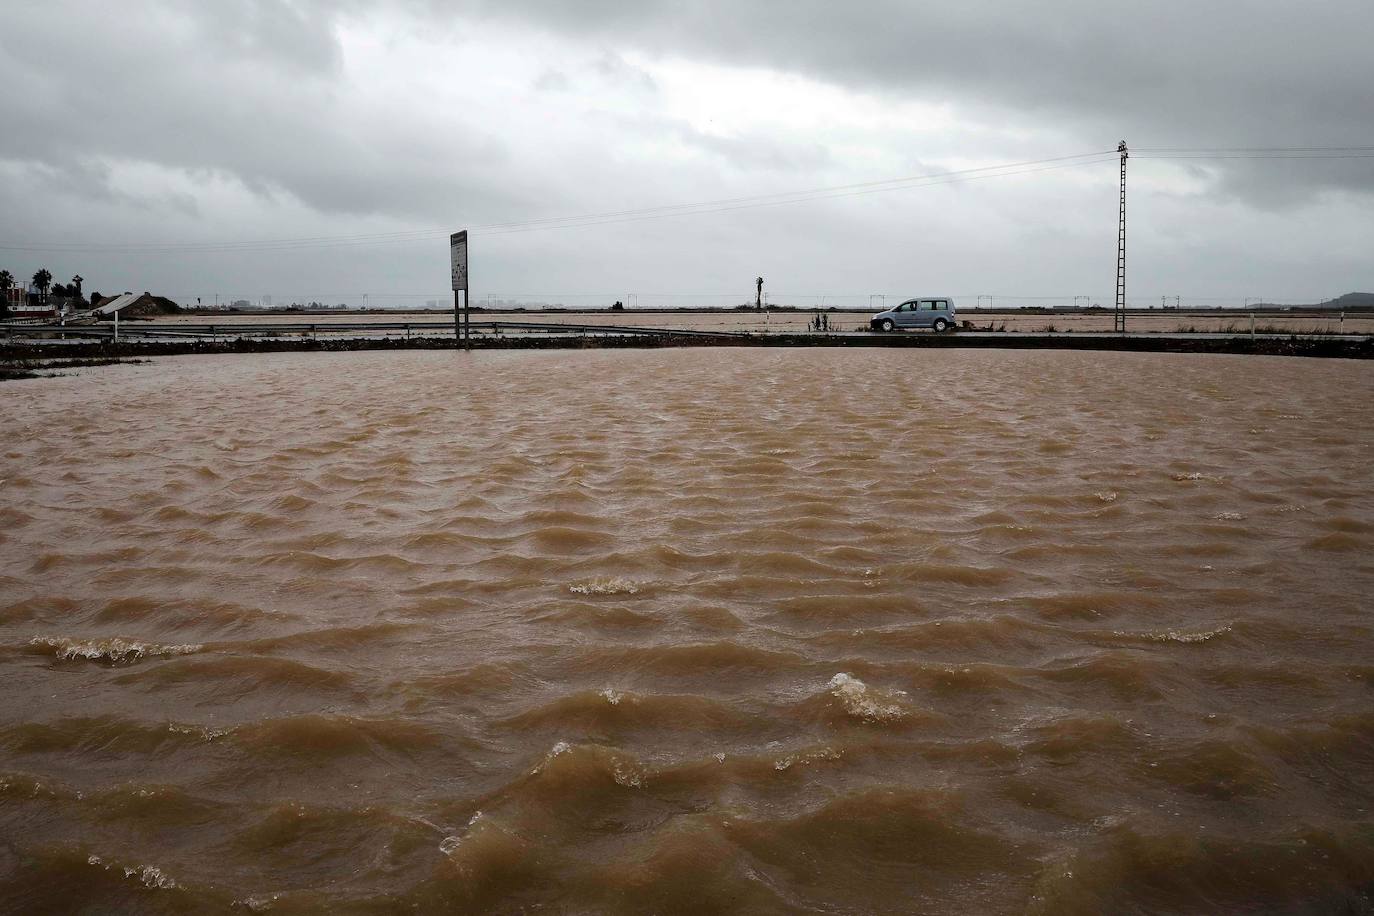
870 297 956 332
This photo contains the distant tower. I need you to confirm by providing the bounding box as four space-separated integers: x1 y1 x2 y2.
756 276 764 311
1115 141 1128 333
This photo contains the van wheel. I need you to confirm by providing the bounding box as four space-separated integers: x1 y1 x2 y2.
933 318 949 333
880 319 895 333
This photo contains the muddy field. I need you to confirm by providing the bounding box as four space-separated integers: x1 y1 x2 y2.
146 309 1374 336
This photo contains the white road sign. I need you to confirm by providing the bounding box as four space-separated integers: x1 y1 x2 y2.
450 230 468 291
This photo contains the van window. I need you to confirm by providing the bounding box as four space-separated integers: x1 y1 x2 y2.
920 300 937 310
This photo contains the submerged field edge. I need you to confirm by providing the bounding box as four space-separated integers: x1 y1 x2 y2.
2 332 1372 361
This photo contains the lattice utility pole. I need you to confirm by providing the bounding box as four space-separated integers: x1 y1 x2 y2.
1114 140 1128 333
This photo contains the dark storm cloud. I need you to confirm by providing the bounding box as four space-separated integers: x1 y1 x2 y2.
1 0 1370 304
0 1 517 222
4 0 1370 225
458 0 1374 202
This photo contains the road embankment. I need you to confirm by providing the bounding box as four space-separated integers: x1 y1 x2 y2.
2 332 1371 361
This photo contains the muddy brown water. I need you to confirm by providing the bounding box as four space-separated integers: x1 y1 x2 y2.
1 348 1372 914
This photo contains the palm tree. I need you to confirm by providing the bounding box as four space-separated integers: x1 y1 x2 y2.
71 274 84 299
33 268 52 301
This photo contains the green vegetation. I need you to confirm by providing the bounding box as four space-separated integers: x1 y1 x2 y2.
31 268 51 299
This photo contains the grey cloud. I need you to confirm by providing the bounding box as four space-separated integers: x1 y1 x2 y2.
179 0 345 76
1 0 1370 304
23 157 201 217
457 0 1374 205
533 69 570 92
596 111 832 173
592 52 657 93
0 1 517 223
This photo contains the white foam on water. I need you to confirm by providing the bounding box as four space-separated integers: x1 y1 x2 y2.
0 774 64 798
1172 472 1224 483
1116 624 1233 644
1095 492 1118 502
438 811 487 857
1154 625 1232 643
32 636 201 664
125 865 178 890
774 746 842 771
569 577 640 596
1211 512 1246 520
611 760 643 788
531 740 573 775
167 723 232 740
86 854 178 890
239 895 280 912
827 673 907 723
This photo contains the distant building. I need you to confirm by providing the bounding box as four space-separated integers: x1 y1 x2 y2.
3 283 57 319
92 292 183 319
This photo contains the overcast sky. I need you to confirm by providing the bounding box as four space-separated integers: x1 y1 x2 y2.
2 0 1372 308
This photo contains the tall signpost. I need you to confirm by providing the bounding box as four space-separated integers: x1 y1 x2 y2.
450 230 469 350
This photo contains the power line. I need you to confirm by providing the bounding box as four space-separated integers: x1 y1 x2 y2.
3 144 1369 255
476 153 1117 235
0 151 1115 254
481 157 1122 236
1133 146 1374 152
1138 153 1374 160
475 150 1114 231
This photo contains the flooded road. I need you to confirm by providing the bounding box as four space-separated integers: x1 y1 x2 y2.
2 348 1372 913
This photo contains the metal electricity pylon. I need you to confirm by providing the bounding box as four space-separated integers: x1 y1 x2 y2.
1114 140 1128 333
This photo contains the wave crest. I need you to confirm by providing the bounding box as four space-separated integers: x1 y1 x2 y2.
828 673 909 723
569 577 641 596
29 636 202 665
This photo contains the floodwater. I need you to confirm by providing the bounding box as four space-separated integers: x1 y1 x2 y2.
1 348 1372 914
